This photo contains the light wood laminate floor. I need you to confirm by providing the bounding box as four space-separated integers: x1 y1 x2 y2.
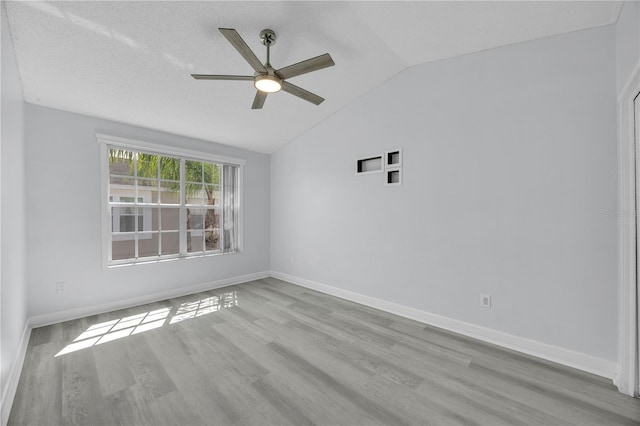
9 278 640 425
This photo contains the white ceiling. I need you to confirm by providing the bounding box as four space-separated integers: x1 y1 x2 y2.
5 1 623 153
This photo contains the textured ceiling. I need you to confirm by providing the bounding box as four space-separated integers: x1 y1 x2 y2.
4 1 623 153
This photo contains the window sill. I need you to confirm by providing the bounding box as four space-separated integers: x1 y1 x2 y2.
107 250 241 269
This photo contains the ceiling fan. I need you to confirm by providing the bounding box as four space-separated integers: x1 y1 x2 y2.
192 28 335 109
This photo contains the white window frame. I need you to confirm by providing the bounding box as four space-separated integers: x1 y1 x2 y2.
97 133 245 267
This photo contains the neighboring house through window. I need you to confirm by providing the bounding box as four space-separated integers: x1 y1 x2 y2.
110 196 149 239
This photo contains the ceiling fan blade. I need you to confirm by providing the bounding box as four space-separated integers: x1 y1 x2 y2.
219 28 267 74
276 53 335 80
191 74 254 81
281 81 324 105
252 91 268 109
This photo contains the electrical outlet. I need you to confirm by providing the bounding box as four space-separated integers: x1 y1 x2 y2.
56 282 66 294
480 294 491 308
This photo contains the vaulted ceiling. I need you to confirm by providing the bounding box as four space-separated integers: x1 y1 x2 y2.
4 1 623 153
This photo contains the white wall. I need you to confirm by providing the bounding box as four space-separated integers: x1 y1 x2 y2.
616 0 640 94
24 104 270 319
271 25 617 362
0 1 27 412
615 0 640 395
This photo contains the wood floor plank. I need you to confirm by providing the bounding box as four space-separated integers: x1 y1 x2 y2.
8 343 63 426
213 320 364 425
61 350 111 425
8 278 640 425
92 341 136 397
105 386 156 426
471 351 640 421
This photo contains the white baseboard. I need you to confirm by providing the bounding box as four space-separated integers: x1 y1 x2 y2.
270 271 617 380
29 270 270 328
1 322 31 426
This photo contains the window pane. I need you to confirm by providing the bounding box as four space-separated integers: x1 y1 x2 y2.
138 179 156 189
138 233 159 258
112 206 136 232
185 160 202 183
161 232 179 255
204 208 219 231
187 232 204 253
110 175 134 186
160 156 180 180
186 184 205 205
187 208 204 230
138 207 160 232
205 185 220 206
161 208 179 231
160 181 180 204
138 179 158 203
112 238 135 261
149 207 159 232
205 228 219 251
137 154 158 178
204 163 220 184
109 187 136 205
109 149 134 176
120 215 136 232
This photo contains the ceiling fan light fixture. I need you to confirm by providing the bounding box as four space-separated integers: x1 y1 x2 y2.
254 74 282 93
192 28 334 108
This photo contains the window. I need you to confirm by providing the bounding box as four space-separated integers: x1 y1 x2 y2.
99 134 244 266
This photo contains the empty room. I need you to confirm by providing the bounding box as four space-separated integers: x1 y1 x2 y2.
1 0 640 425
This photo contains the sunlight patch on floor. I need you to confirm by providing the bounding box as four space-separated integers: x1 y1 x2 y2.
55 291 238 356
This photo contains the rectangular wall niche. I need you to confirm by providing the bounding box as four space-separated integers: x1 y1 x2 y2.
386 169 401 185
386 150 402 168
356 149 403 186
356 155 383 174
385 149 402 186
